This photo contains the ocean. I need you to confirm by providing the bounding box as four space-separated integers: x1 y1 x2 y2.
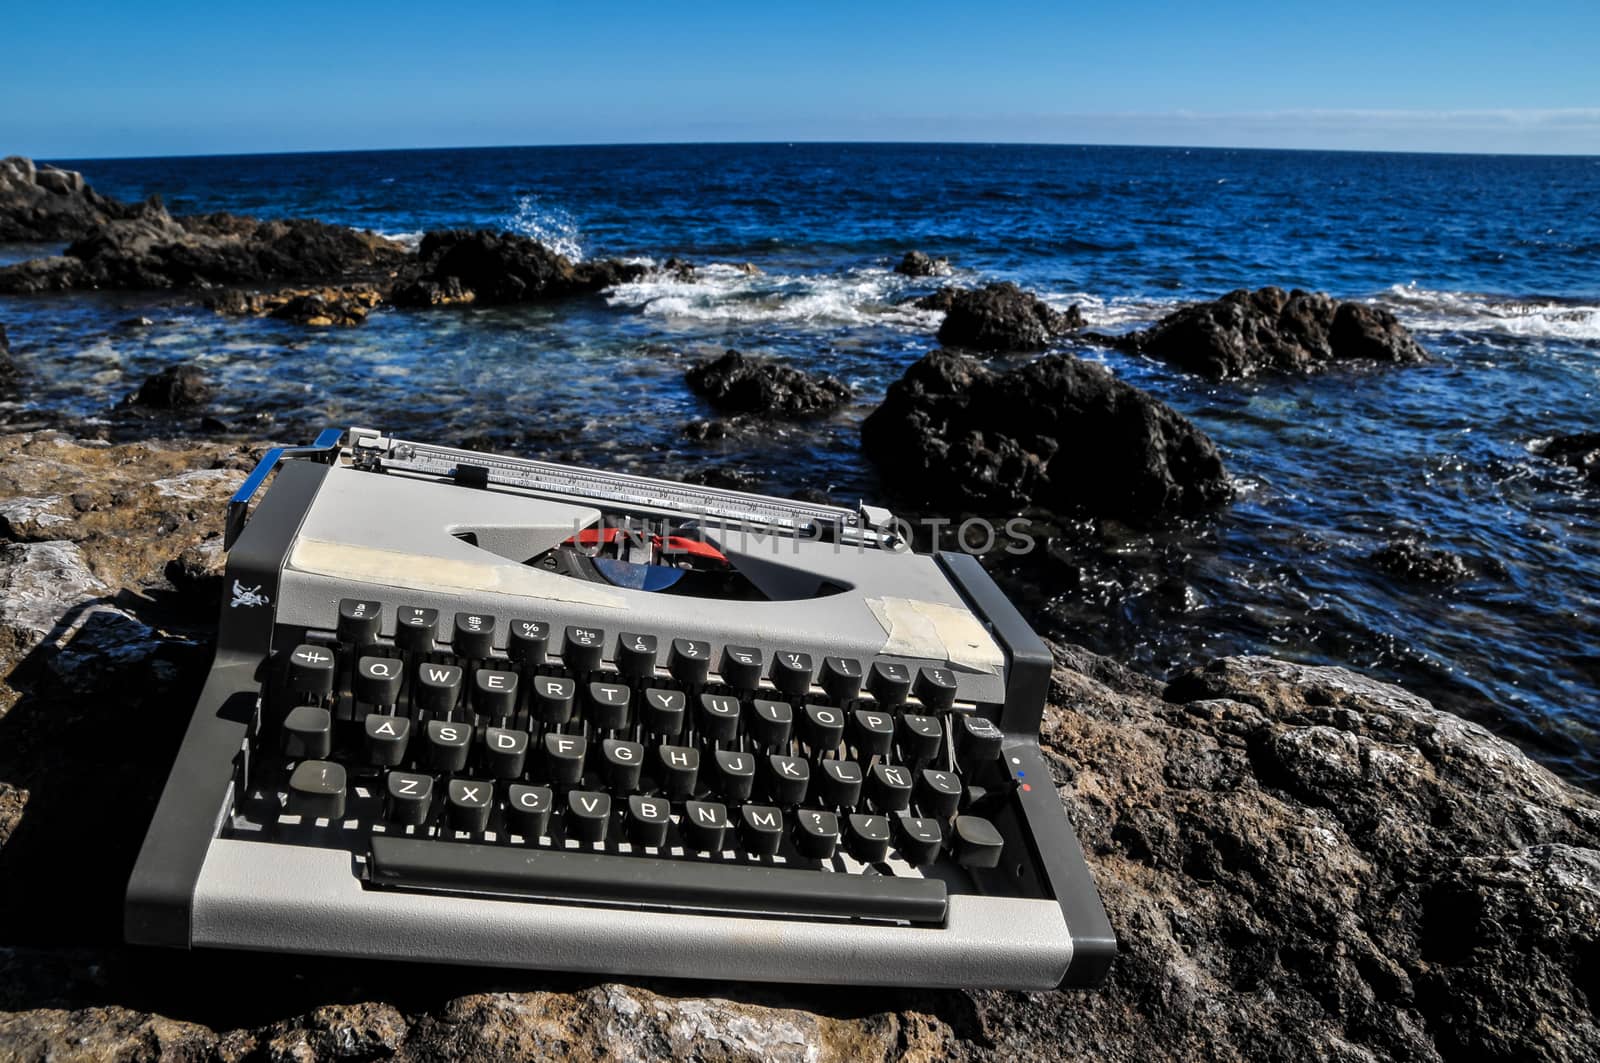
3 143 1597 781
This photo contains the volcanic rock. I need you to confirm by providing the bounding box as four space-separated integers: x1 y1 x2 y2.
861 350 1231 523
685 349 851 418
126 364 212 410
0 200 408 294
1368 539 1476 584
0 155 145 242
0 321 15 399
389 229 647 307
209 283 384 326
935 282 1085 352
894 250 951 277
913 287 959 312
1112 286 1431 379
1534 431 1600 486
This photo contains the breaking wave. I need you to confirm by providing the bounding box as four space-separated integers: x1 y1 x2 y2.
605 264 942 330
1376 284 1600 342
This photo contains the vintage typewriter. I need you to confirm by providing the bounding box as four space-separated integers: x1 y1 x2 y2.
126 427 1113 989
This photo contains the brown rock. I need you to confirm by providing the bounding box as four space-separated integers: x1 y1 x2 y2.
0 155 146 242
127 364 212 410
209 284 384 326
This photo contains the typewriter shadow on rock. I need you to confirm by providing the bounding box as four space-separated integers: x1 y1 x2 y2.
0 592 986 1038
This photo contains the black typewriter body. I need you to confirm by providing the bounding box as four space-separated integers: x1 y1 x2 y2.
126 428 1113 989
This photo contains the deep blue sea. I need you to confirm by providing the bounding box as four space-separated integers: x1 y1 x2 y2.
3 144 1598 780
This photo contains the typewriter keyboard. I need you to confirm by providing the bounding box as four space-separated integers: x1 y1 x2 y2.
236 599 1016 917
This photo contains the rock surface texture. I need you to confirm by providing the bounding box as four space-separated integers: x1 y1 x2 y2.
1534 431 1600 487
0 155 145 241
685 349 852 418
1110 286 1430 379
936 282 1084 352
894 250 951 277
0 201 409 294
1 433 1597 1061
209 284 385 326
389 229 647 307
862 350 1232 523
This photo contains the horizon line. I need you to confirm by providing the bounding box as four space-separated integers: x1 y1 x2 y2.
37 137 1600 165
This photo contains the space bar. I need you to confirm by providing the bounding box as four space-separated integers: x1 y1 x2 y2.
368 836 948 924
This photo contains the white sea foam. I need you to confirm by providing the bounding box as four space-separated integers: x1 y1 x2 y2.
503 194 585 261
605 264 942 330
375 229 424 251
1376 284 1600 342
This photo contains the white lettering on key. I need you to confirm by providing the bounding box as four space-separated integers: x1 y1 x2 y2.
398 778 419 795
779 760 801 777
425 666 453 683
460 786 481 802
375 720 397 736
494 732 517 749
486 674 506 689
439 727 460 742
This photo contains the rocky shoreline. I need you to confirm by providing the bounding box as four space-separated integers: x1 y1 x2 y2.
1 431 1597 1060
3 159 1600 1059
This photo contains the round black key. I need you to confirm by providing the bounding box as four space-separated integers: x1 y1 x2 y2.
287 760 345 820
506 784 552 836
667 638 711 684
867 763 913 812
846 813 892 863
544 733 587 787
615 632 658 680
739 804 785 855
566 790 611 842
817 759 864 807
710 749 755 802
483 727 529 779
426 719 471 771
561 626 606 672
394 606 439 652
657 745 700 798
602 738 645 791
916 768 964 819
354 655 404 706
452 612 496 658
641 688 686 735
447 777 493 832
800 704 846 753
953 815 1005 868
384 770 433 826
913 665 959 712
820 656 864 702
586 681 632 730
626 794 671 847
898 714 944 763
867 661 912 706
337 598 382 646
895 815 944 865
697 694 742 744
413 662 462 715
282 705 333 759
793 809 839 859
769 651 813 697
507 619 549 665
766 754 811 805
683 801 729 852
473 669 519 719
286 643 336 695
748 699 793 749
363 713 410 766
530 675 576 725
718 645 763 690
849 708 895 758
957 715 1006 773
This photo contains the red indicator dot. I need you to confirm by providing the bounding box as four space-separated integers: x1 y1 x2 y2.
1021 783 1032 792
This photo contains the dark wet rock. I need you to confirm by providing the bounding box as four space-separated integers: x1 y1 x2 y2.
0 322 15 399
862 350 1231 524
1368 539 1475 584
126 364 212 410
2 433 1600 1060
0 199 408 294
0 155 146 242
389 229 647 307
683 418 734 441
685 349 851 418
935 281 1085 352
894 250 951 277
118 315 155 329
1533 431 1600 486
209 283 384 326
913 287 959 312
1111 286 1431 379
661 256 697 280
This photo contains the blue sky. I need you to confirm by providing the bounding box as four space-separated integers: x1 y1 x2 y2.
6 1 1597 158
